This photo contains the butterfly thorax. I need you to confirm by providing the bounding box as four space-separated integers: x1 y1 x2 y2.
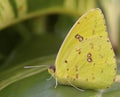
48 65 56 77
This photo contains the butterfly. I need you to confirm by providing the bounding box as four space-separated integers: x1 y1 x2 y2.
48 8 116 89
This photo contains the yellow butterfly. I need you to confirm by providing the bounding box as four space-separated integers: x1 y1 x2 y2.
48 8 116 89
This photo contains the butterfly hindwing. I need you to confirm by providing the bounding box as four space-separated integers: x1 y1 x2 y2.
54 8 116 89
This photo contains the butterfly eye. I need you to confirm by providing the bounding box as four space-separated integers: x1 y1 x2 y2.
49 65 56 72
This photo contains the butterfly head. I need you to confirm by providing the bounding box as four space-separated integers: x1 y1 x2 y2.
48 65 56 77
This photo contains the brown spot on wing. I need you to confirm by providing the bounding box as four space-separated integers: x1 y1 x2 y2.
75 34 83 42
66 68 69 71
92 29 95 35
87 58 92 62
101 70 103 73
87 53 92 57
107 39 110 42
86 78 88 81
65 60 68 63
93 63 95 65
75 66 78 71
76 73 79 79
76 48 81 54
66 75 69 78
77 22 80 24
90 43 94 49
92 76 95 80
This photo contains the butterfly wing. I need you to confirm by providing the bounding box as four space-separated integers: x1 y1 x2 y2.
55 8 116 89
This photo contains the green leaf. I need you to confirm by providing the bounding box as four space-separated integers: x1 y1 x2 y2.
0 0 96 30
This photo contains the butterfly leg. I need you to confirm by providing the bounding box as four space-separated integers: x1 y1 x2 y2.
46 75 53 81
55 78 58 88
68 80 84 91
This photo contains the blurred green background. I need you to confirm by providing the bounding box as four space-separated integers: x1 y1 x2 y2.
0 0 120 97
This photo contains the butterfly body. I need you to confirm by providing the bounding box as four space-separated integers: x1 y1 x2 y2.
48 8 116 89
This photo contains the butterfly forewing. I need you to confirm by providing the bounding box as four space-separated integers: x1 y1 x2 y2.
55 8 116 89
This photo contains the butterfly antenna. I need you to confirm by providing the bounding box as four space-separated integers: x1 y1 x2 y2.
24 65 48 68
68 81 84 92
46 75 53 81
